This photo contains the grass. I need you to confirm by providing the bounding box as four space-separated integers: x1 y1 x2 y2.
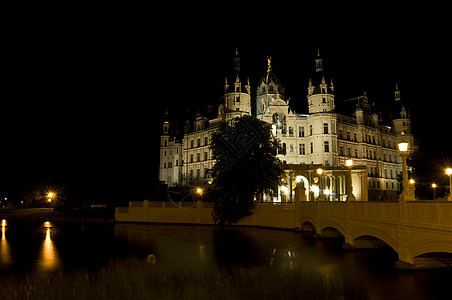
0 257 366 300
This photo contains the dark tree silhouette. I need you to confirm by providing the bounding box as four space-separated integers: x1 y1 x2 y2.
210 115 282 225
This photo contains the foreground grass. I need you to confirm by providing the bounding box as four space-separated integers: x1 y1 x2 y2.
0 258 366 300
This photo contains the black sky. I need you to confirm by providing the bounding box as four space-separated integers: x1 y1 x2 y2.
2 6 451 203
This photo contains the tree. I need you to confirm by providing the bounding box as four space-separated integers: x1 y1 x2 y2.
210 115 282 225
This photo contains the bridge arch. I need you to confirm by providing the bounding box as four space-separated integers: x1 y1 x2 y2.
350 227 399 253
409 240 452 258
318 221 346 237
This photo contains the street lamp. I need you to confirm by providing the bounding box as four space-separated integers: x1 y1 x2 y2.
316 168 325 201
345 159 356 201
432 183 437 200
398 140 415 201
47 192 54 210
446 168 452 201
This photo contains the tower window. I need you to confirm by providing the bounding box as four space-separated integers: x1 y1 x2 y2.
299 144 305 155
310 125 313 136
299 126 305 137
236 96 240 102
323 123 328 134
324 141 329 152
310 142 314 153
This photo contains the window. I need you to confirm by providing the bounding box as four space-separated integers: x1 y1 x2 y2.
347 131 350 140
190 140 194 148
299 144 305 155
196 169 200 179
339 145 344 156
324 141 329 152
325 160 330 166
197 153 200 162
310 142 313 153
347 147 351 157
323 123 328 134
289 126 293 135
189 170 193 179
322 97 326 103
163 162 166 168
236 96 240 102
353 133 357 142
164 151 166 156
164 140 167 147
310 125 313 136
204 168 208 178
299 126 305 137
282 143 286 155
372 136 375 144
197 139 201 147
354 149 358 158
190 154 193 163
204 137 208 145
204 152 208 161
176 160 179 166
338 129 343 139
290 144 294 152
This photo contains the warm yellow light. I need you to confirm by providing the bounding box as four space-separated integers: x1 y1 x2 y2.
1 219 5 227
47 192 54 199
316 168 323 175
295 176 302 183
324 188 331 195
271 124 277 135
196 188 203 195
48 198 52 202
432 183 437 188
398 141 408 152
446 168 452 176
280 186 288 193
345 159 353 167
409 179 415 184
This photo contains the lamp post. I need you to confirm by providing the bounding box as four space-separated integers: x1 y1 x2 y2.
432 183 437 200
316 168 325 201
398 141 415 201
345 159 356 201
446 168 452 201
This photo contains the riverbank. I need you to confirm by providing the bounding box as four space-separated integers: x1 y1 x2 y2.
0 257 366 300
0 208 115 224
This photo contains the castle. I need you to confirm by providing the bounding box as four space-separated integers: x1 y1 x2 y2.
159 49 413 201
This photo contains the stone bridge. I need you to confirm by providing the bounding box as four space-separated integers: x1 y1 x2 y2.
297 201 452 269
116 199 452 269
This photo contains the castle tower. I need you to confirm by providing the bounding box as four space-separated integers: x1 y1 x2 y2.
256 56 286 117
222 48 251 115
391 83 411 135
307 50 335 114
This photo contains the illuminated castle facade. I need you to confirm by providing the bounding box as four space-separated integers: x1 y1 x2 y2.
159 50 413 201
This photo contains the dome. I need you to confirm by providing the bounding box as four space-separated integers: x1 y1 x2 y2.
257 71 285 100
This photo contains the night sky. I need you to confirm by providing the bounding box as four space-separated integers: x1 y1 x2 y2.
2 6 451 204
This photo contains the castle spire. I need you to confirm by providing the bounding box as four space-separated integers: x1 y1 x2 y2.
315 49 323 73
394 83 401 101
233 48 240 72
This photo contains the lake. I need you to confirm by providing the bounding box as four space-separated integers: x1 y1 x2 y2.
1 219 451 299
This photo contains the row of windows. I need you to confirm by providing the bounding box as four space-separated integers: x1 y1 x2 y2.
338 130 398 149
190 137 209 148
189 152 210 163
338 146 398 162
283 123 335 137
368 180 398 190
278 141 333 155
187 168 210 180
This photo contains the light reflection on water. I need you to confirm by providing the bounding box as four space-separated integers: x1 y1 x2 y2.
1 219 12 266
38 223 60 271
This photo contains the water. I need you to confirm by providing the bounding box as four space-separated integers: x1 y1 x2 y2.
1 219 451 299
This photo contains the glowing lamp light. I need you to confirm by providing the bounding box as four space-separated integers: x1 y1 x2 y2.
311 185 320 197
295 176 302 183
324 188 331 196
446 168 452 176
409 179 415 184
432 183 437 188
196 188 203 196
272 124 277 135
316 168 323 175
280 186 288 193
345 159 353 167
47 192 54 199
398 141 408 152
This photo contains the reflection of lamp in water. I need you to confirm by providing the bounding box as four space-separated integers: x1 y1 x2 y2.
1 219 12 266
316 168 325 201
39 222 59 270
